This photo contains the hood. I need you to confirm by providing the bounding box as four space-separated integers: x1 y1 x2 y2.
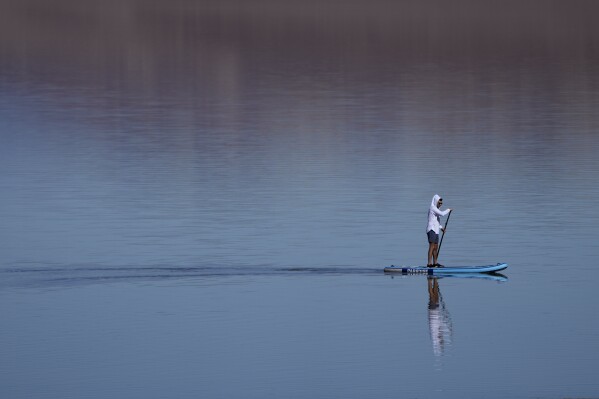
431 194 442 209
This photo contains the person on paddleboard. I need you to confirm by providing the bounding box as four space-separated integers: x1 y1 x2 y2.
427 194 452 267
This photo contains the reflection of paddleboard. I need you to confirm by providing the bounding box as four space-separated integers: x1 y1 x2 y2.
438 272 507 282
383 263 508 275
385 272 508 282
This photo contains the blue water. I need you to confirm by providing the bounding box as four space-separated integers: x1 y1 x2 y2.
1 1 599 398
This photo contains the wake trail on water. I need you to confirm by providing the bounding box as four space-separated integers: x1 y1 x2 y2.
0 264 380 289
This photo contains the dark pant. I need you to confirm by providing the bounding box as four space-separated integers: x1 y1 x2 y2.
427 230 439 244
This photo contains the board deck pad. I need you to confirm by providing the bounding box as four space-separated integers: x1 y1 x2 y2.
383 263 508 275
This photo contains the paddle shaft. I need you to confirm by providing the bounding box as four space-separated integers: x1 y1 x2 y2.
436 210 452 260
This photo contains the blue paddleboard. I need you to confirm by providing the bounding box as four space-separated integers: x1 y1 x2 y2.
383 263 508 275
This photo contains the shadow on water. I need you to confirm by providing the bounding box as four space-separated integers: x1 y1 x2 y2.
384 272 507 359
427 277 453 358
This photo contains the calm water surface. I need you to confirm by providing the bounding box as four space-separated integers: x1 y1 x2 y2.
1 1 599 398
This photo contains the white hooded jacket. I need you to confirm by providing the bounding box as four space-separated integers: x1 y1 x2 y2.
427 194 450 234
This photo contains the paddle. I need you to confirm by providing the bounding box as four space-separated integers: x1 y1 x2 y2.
436 210 452 260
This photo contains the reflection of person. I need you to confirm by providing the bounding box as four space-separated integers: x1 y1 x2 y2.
427 277 453 357
427 194 452 267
